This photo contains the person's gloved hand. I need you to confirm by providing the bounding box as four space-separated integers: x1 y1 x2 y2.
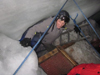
74 25 83 37
74 25 81 33
20 38 31 47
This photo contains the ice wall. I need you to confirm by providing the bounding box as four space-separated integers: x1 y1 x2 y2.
0 33 46 75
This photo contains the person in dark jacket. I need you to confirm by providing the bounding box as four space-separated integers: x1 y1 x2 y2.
20 10 70 57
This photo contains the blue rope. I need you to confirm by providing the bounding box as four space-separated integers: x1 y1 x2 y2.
70 15 100 57
13 0 68 75
73 0 100 39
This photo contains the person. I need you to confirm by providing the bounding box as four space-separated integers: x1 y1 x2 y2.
20 10 70 57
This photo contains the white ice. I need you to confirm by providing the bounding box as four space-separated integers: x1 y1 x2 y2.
0 33 47 75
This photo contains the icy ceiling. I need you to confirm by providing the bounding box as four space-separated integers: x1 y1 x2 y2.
0 0 100 40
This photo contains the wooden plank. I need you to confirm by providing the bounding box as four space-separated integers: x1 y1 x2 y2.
57 46 78 66
39 48 58 64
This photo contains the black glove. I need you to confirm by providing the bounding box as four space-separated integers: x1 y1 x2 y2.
74 25 81 33
74 25 83 37
20 38 31 47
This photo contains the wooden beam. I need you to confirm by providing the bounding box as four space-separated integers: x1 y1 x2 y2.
39 48 58 64
57 46 78 66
